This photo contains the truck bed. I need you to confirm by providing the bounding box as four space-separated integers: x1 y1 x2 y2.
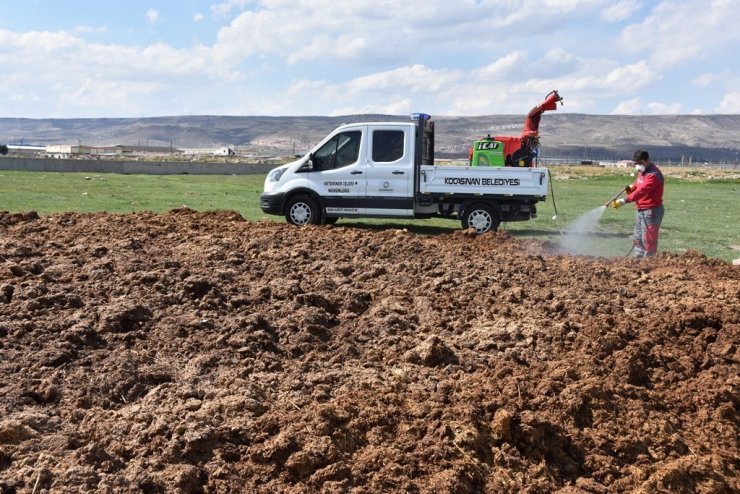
418 165 549 197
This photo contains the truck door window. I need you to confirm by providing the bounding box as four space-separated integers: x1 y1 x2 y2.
372 130 404 162
314 131 361 170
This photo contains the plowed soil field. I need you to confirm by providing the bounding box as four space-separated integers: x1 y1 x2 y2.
1 209 738 493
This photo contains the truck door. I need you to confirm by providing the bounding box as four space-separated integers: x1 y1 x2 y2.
309 127 366 216
365 126 413 217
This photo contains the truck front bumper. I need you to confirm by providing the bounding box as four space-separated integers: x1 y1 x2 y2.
260 192 284 216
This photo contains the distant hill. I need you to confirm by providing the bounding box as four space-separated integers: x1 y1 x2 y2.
1 114 739 162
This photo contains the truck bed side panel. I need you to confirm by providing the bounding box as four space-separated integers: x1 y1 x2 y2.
418 166 548 198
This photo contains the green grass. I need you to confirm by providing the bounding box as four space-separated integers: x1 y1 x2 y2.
1 170 738 262
0 171 266 219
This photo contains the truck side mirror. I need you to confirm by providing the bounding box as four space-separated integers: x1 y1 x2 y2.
307 153 315 170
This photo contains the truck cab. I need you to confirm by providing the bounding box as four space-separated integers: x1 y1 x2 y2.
261 117 431 221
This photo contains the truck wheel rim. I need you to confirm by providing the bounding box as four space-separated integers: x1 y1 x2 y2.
290 203 311 225
469 211 491 233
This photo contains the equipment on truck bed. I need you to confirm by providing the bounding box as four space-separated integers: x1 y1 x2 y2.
470 90 563 167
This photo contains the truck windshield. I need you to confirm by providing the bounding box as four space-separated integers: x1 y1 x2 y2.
314 131 361 170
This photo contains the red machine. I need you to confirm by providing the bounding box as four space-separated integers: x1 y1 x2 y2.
470 90 563 167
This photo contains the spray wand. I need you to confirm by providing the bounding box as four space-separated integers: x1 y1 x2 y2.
604 187 627 207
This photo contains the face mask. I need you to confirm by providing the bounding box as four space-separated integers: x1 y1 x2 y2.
634 164 646 173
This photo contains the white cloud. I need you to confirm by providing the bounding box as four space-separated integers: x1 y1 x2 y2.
692 73 717 87
210 0 626 68
211 0 250 18
279 65 462 116
213 5 404 66
474 52 530 81
0 27 243 117
273 48 669 117
645 101 681 114
542 48 576 65
612 97 681 115
0 29 81 56
62 78 163 111
284 79 328 99
146 9 160 25
286 34 371 65
329 100 412 117
346 65 461 94
604 60 661 92
612 97 643 114
74 25 107 34
193 13 204 22
600 0 643 22
277 53 596 117
716 92 740 113
620 0 740 70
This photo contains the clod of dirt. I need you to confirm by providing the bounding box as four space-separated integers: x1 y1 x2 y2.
0 420 39 444
491 408 514 443
98 303 153 333
405 335 459 367
1 285 13 304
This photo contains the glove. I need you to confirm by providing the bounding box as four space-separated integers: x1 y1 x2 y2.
611 198 626 209
624 184 635 193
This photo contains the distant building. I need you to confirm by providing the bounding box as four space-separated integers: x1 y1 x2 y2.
7 145 46 156
117 145 181 156
45 144 182 158
600 160 632 168
45 144 94 158
181 146 234 156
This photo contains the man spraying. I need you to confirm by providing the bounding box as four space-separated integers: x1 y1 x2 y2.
610 150 665 257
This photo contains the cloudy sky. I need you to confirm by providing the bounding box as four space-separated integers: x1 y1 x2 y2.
1 0 738 118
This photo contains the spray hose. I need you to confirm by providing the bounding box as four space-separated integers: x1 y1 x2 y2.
548 169 564 236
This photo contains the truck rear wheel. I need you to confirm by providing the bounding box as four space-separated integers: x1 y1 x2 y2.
285 195 321 226
462 203 500 234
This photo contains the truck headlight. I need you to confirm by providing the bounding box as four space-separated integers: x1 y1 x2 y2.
268 168 286 182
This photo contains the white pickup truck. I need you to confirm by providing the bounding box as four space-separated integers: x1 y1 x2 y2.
260 114 549 234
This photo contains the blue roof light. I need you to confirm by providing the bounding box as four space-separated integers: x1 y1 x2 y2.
410 113 431 121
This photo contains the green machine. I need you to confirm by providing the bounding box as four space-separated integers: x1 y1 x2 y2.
470 135 505 167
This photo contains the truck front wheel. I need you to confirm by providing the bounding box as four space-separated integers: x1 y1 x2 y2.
462 203 500 234
285 195 321 226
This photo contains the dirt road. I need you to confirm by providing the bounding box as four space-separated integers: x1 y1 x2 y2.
1 210 737 493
